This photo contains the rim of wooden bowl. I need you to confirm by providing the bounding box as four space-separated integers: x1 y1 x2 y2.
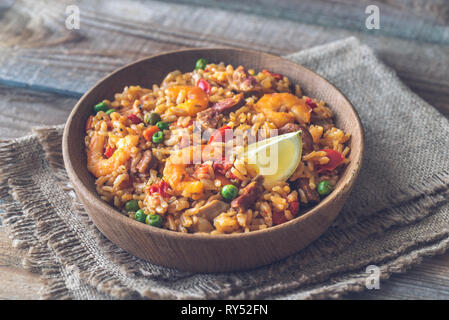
62 47 364 242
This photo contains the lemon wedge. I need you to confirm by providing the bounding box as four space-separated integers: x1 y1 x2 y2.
244 131 302 188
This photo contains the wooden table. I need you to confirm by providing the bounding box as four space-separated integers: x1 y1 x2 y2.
1 0 449 299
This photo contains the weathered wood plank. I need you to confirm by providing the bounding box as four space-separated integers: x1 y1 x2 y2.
346 254 449 299
167 0 449 44
0 227 42 300
0 84 77 138
1 0 448 117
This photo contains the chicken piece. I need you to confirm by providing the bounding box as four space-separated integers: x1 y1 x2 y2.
230 66 262 93
197 199 230 221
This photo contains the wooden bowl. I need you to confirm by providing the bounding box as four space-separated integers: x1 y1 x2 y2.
62 48 364 272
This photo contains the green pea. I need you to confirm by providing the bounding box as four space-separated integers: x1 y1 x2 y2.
156 121 170 131
106 109 116 115
195 58 207 70
152 131 164 144
125 199 139 212
146 112 161 125
134 209 147 223
317 180 333 196
221 184 239 201
146 214 162 227
94 101 108 113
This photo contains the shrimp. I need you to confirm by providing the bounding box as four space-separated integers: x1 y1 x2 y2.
162 144 222 200
87 132 139 178
166 85 209 117
254 93 311 128
163 145 205 200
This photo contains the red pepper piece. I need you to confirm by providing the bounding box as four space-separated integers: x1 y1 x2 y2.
317 149 345 173
104 145 116 158
305 98 318 109
289 200 299 217
272 210 288 225
127 113 142 124
272 200 299 226
208 125 231 144
262 69 283 80
196 79 211 94
212 162 233 176
147 181 170 198
212 155 233 176
148 185 159 194
159 181 169 198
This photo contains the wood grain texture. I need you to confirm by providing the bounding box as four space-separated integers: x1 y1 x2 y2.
0 227 42 300
0 84 77 139
166 0 449 44
62 48 364 272
0 0 448 117
345 255 449 299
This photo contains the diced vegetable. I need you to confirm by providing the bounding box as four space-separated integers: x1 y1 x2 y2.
261 69 283 80
127 113 142 124
221 184 239 201
106 109 116 115
305 98 318 109
104 145 116 158
208 125 231 144
195 58 207 70
212 158 233 175
147 181 170 198
196 78 211 94
289 200 299 216
94 101 108 113
152 131 164 144
146 214 162 227
143 126 160 141
125 199 139 212
317 149 345 173
272 210 287 225
146 112 161 125
156 121 170 131
317 180 333 196
134 209 147 223
272 200 299 226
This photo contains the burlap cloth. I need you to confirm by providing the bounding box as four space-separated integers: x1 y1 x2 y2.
1 37 449 299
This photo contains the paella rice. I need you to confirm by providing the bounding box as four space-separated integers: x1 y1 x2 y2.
84 59 351 234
